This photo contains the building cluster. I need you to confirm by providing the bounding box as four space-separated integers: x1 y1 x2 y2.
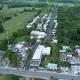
51 12 58 44
8 42 32 67
30 45 51 67
31 31 46 42
26 16 39 28
30 13 52 42
60 45 80 74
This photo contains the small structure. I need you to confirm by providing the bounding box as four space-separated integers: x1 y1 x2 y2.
60 50 67 61
62 46 70 51
26 16 39 28
52 39 58 44
71 65 80 74
42 47 51 56
26 23 32 28
47 63 57 70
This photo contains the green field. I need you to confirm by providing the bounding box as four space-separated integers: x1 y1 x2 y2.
0 11 36 40
0 74 24 80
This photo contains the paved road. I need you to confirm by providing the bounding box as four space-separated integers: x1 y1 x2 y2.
24 44 38 70
0 68 80 80
45 8 57 41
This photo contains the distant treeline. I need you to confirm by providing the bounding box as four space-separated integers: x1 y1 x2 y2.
39 0 80 3
57 6 80 46
7 2 48 8
1 0 80 4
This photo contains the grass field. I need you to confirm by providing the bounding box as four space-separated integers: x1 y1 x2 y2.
0 11 36 40
0 74 24 80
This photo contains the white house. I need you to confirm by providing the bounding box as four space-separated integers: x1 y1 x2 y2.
26 23 32 28
62 46 70 51
47 63 57 70
52 39 58 44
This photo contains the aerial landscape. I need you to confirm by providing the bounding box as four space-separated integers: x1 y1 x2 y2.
0 0 80 80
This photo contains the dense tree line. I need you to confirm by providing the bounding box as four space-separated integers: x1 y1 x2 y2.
39 0 80 3
8 2 48 8
57 6 80 46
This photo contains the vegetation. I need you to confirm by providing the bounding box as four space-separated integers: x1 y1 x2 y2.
0 24 4 33
57 6 80 46
5 49 20 67
0 74 24 80
40 44 59 67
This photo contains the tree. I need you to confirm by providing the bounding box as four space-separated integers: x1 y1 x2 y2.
5 49 19 67
30 38 36 45
4 75 19 80
0 39 8 50
0 24 4 33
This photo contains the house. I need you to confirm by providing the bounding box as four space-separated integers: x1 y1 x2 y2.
37 23 42 30
67 53 72 60
60 50 67 61
26 23 32 28
52 39 58 44
42 14 48 20
62 46 70 51
31 31 46 40
47 63 57 70
54 21 58 29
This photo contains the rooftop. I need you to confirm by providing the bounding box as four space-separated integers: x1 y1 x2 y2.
32 45 44 60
